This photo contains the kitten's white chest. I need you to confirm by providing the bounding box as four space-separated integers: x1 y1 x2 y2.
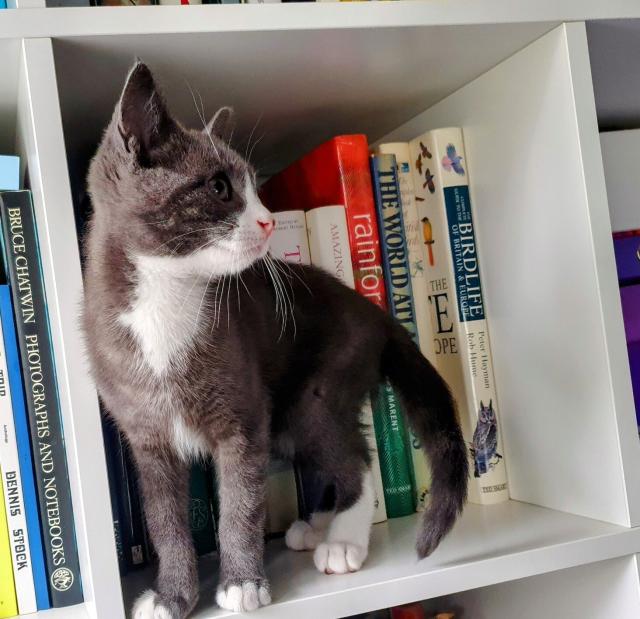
120 255 208 376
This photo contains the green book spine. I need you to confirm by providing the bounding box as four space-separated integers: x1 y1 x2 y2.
369 153 417 518
189 464 216 556
370 381 415 517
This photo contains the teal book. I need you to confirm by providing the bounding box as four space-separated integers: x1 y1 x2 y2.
369 153 417 518
190 464 216 556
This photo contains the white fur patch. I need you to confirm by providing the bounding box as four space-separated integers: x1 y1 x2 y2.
285 520 322 551
132 589 172 619
172 416 210 462
120 255 209 375
313 470 374 574
216 581 271 612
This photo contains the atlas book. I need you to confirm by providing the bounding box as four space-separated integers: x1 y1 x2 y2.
369 154 417 517
0 190 84 603
373 143 435 511
409 128 508 504
0 295 38 614
270 208 387 524
0 285 50 609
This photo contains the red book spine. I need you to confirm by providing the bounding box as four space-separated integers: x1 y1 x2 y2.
261 135 387 310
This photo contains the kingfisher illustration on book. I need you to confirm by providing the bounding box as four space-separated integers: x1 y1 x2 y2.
421 217 435 266
471 400 502 477
442 143 465 175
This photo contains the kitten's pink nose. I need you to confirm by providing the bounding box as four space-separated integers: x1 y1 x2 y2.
257 218 275 237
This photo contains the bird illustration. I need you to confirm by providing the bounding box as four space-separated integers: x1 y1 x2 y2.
472 400 498 477
415 154 423 175
423 168 435 193
421 217 434 266
420 141 432 159
411 259 424 277
441 143 465 175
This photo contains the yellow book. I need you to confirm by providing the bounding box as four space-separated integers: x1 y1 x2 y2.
0 467 17 618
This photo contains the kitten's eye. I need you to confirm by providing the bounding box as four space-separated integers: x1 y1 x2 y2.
208 173 232 201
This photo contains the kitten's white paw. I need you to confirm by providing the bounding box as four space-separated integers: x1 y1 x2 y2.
216 581 271 612
285 520 323 551
313 542 367 575
132 590 173 619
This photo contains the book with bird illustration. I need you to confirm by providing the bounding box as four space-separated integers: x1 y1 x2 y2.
409 128 509 505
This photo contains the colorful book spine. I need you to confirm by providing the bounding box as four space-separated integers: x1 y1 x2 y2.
369 154 416 518
613 229 640 285
189 464 216 555
260 135 388 310
0 306 37 613
305 205 388 523
0 285 49 609
270 211 311 266
0 156 19 192
373 144 435 510
409 128 508 504
0 190 83 604
0 467 18 619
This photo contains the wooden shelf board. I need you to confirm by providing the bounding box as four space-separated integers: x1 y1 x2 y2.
121 501 640 618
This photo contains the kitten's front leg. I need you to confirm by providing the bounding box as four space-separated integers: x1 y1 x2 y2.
214 433 271 613
129 443 198 619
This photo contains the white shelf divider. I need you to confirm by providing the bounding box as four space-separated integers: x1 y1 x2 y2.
379 22 640 526
16 37 124 619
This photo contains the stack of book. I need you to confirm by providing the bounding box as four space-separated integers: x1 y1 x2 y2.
0 155 83 617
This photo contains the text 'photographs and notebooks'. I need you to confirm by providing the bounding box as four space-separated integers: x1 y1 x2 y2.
408 129 508 504
270 209 387 524
0 190 84 604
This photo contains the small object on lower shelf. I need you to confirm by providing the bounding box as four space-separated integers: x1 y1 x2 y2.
391 602 425 619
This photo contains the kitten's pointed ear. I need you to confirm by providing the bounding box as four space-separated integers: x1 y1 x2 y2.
204 106 235 142
117 61 175 164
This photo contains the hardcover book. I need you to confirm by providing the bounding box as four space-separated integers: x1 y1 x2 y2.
0 190 83 604
0 285 49 609
373 142 434 511
370 154 417 518
0 468 17 619
613 229 640 285
409 128 509 504
0 156 19 192
0 303 37 614
189 464 216 555
260 135 388 310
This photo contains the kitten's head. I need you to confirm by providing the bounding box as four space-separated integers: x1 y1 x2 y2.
88 62 274 276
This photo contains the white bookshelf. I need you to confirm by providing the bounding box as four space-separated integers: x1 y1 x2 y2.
1 3 640 618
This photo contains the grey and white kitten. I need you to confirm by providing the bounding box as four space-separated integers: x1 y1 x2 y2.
83 62 468 619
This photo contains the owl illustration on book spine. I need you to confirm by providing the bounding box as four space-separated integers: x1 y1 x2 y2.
471 400 500 477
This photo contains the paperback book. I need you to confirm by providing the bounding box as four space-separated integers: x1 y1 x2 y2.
409 128 508 504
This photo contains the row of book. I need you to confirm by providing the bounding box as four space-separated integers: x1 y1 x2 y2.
260 127 510 522
0 156 83 617
353 602 455 619
105 126 513 577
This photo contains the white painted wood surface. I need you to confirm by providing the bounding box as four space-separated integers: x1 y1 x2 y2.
424 555 640 618
601 129 640 233
1 0 640 39
122 502 640 618
17 38 124 619
380 23 640 526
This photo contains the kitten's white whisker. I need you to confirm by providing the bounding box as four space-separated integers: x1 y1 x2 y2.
244 112 263 162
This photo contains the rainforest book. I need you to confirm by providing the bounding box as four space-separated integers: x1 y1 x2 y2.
408 128 508 504
260 135 388 310
0 190 83 604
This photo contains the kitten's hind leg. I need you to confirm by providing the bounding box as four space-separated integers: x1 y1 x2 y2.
285 511 334 551
129 444 198 619
313 467 374 575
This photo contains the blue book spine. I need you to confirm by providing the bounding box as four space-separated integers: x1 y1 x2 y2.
0 285 50 610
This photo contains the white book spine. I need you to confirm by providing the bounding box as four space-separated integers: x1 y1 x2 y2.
305 205 387 523
265 459 299 535
409 128 509 505
270 210 311 265
374 142 435 511
0 317 37 613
